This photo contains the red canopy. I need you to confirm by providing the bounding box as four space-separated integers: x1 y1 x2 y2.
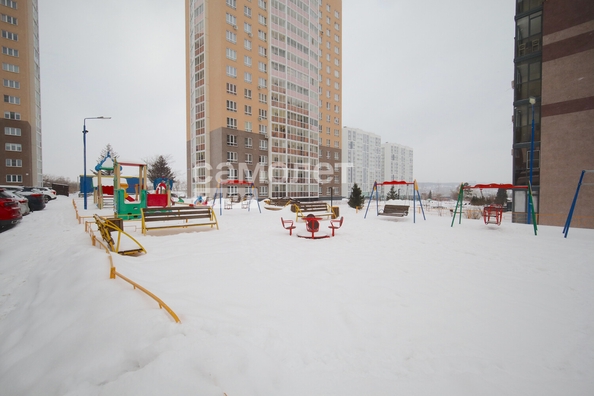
220 180 254 186
465 183 527 190
377 180 413 186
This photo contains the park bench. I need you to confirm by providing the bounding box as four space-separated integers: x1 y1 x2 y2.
141 205 219 235
379 204 409 217
93 215 146 256
293 201 334 222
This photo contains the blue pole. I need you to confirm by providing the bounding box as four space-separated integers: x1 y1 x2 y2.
563 170 586 238
83 121 88 210
528 100 535 224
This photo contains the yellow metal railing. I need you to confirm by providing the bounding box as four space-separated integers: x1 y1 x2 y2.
74 199 181 323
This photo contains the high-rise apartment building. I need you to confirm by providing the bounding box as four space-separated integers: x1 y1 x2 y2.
0 0 42 187
342 126 414 199
185 0 342 200
342 126 382 196
381 142 413 184
512 0 594 227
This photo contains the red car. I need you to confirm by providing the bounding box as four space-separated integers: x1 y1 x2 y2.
0 188 22 231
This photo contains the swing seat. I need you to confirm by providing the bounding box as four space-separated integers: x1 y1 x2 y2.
483 205 504 225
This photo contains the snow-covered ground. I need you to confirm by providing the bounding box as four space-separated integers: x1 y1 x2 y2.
1 196 593 395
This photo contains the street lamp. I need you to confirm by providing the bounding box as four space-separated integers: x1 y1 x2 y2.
527 96 536 224
83 116 111 210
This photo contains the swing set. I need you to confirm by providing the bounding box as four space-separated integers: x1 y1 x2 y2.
364 180 426 223
213 180 261 215
451 183 538 235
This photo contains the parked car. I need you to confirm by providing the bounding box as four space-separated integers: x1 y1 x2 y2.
37 187 57 202
0 188 22 230
16 188 46 211
3 190 30 216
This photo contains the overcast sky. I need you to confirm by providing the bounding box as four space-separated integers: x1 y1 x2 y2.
39 0 515 185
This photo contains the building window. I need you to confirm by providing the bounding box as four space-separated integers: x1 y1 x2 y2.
260 186 268 195
334 141 340 148
244 39 252 50
226 65 237 77
2 63 19 73
226 0 236 9
3 94 19 104
245 121 252 132
245 153 253 164
244 55 252 67
226 13 237 26
244 6 252 17
258 93 267 103
244 72 252 83
3 78 19 88
258 77 267 88
258 45 267 57
334 129 340 136
244 169 253 181
259 170 268 183
0 14 17 25
245 137 253 148
226 82 237 94
226 117 237 129
228 168 238 180
226 30 237 43
259 140 267 150
227 134 237 146
5 142 21 151
258 61 267 73
258 14 267 26
227 151 238 163
258 30 267 42
258 109 267 119
5 158 21 167
6 174 22 183
226 100 237 112
259 124 267 135
245 88 252 99
259 155 267 164
0 0 18 9
245 105 252 115
4 126 21 136
1 30 17 41
334 152 340 160
226 48 237 60
258 0 267 10
2 46 18 57
4 111 20 120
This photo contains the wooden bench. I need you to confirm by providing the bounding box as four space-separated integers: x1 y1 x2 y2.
141 205 219 235
379 204 409 217
93 215 146 256
294 201 334 222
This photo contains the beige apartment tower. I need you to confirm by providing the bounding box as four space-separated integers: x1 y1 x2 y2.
185 0 342 200
0 0 42 187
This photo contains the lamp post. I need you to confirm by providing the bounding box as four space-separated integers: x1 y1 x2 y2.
83 116 111 210
527 97 536 224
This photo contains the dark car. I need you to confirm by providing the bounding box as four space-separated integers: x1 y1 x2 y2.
16 188 46 211
0 188 22 230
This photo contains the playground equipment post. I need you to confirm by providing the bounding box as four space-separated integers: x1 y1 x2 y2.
83 116 111 210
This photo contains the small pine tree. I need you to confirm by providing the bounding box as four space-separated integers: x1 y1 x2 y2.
147 155 176 184
348 183 365 209
428 190 433 200
494 188 508 205
96 144 118 175
386 186 398 200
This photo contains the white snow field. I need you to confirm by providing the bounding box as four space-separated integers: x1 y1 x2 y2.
1 196 593 395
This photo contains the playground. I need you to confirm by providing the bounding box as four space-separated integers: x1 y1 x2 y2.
1 195 593 395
